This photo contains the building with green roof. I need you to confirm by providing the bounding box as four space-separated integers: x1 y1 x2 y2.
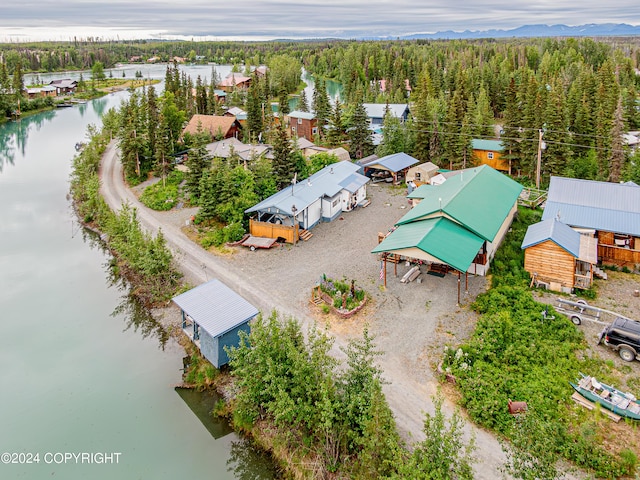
373 165 522 276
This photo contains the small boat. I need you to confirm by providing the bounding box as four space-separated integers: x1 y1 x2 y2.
570 373 640 420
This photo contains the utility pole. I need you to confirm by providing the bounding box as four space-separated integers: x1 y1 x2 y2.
536 129 543 189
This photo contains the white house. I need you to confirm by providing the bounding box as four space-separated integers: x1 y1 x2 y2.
245 161 369 232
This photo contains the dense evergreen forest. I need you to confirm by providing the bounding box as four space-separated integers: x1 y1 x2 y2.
2 36 640 186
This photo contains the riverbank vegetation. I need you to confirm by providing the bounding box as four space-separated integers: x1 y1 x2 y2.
226 311 475 479
70 119 181 306
442 208 639 479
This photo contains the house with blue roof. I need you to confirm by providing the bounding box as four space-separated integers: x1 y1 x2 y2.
521 218 598 292
542 176 640 266
172 279 259 368
245 160 369 243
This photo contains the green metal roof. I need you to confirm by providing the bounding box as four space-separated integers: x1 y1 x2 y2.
407 184 435 199
472 139 504 152
372 218 484 272
397 165 522 242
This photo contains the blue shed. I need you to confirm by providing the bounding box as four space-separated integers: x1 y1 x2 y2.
172 279 259 368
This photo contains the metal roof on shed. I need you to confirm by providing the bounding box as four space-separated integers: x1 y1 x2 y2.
542 176 640 236
521 219 581 258
471 139 504 152
365 152 419 173
172 279 258 339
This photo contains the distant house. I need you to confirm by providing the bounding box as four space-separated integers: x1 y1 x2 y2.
24 85 56 99
245 160 369 243
206 138 273 162
363 103 410 127
217 73 251 92
48 79 77 95
623 131 640 153
224 106 247 125
541 176 640 266
471 139 508 172
172 280 259 369
294 137 328 158
373 165 522 276
182 114 242 140
521 218 598 292
362 152 419 185
287 110 318 142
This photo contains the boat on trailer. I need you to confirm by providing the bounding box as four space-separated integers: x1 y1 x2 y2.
570 373 640 420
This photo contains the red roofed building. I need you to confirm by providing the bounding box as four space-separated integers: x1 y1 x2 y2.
182 114 242 140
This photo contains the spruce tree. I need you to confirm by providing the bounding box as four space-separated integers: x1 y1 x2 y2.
327 99 345 148
297 89 309 112
312 77 331 140
608 97 625 183
271 122 295 190
348 96 374 160
185 127 211 202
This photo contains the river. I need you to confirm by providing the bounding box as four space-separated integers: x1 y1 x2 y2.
0 71 275 479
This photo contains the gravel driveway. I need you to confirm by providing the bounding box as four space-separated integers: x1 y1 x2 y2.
100 142 517 478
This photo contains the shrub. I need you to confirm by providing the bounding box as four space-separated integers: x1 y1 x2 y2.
140 181 180 210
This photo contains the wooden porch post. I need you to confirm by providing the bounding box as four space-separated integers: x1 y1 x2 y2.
457 271 461 305
383 255 387 287
465 271 468 293
394 258 397 277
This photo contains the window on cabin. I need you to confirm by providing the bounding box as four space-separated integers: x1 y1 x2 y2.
292 126 296 133
298 117 302 124
487 152 494 160
312 127 318 135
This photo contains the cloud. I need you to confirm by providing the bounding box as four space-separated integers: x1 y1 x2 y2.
1 0 638 41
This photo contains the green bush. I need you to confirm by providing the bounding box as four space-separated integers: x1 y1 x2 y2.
140 181 180 210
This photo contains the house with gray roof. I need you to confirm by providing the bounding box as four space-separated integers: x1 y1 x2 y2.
363 103 410 126
205 138 272 162
541 176 640 266
245 160 369 242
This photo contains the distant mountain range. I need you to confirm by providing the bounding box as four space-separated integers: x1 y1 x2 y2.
381 23 640 40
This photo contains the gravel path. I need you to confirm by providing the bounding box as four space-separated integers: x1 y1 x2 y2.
100 142 512 478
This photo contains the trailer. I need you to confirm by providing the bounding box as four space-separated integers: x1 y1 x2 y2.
554 298 634 326
241 235 278 251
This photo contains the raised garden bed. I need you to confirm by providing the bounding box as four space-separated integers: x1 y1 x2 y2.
311 275 368 318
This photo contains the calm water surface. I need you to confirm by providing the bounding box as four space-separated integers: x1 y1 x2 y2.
0 78 274 479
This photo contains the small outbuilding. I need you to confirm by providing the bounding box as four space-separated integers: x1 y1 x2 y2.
471 139 508 172
406 161 440 192
172 279 259 368
363 152 419 184
521 218 598 292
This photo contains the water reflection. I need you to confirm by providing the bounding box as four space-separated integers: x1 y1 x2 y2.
227 440 279 480
0 110 57 172
81 227 170 349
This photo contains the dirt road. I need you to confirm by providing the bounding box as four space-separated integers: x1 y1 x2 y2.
99 141 514 478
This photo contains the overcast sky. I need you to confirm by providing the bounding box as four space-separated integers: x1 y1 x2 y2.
1 1 639 42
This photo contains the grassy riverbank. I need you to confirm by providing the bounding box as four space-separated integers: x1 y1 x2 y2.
70 118 181 306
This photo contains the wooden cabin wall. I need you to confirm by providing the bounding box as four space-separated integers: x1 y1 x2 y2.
524 241 575 288
598 231 614 246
